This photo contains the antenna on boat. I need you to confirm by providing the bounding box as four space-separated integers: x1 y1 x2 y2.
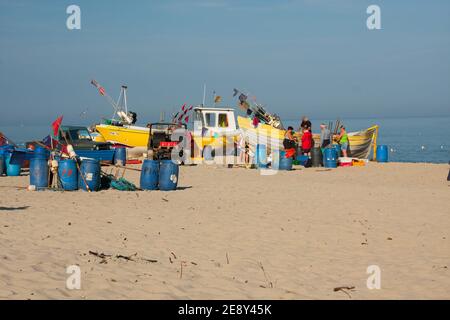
122 85 128 114
202 83 206 106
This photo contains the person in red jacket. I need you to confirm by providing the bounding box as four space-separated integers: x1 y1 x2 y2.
301 128 313 156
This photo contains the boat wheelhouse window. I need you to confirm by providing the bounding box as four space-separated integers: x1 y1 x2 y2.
218 113 229 128
205 113 216 127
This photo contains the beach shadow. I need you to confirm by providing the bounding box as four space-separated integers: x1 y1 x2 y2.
0 206 30 211
177 186 193 190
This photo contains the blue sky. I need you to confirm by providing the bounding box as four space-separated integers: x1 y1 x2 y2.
0 0 449 126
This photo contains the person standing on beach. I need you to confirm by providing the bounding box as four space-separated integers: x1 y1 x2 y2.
238 132 248 166
283 126 297 158
337 125 349 157
320 123 331 150
301 127 313 156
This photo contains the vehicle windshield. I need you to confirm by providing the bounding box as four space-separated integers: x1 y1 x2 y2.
152 124 170 130
68 129 92 141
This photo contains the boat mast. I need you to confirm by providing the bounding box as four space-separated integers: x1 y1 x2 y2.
90 79 132 125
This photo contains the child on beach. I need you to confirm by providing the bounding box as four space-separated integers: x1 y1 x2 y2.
301 128 313 156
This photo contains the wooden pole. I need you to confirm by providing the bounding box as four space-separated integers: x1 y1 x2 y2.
106 164 142 172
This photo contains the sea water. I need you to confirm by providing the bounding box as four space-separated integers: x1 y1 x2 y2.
1 116 449 163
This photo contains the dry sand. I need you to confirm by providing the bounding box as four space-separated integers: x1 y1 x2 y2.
0 161 449 299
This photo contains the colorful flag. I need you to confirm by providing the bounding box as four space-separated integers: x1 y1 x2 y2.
173 103 193 123
184 115 189 123
91 79 106 96
52 115 63 137
238 93 247 103
42 135 59 149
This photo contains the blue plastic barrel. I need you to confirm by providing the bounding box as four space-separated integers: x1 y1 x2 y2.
140 159 159 190
29 157 48 190
114 147 127 166
159 160 179 191
376 145 389 162
332 144 341 158
279 157 293 170
323 148 337 168
296 155 310 166
78 159 101 191
256 144 267 168
5 152 21 176
58 159 78 191
34 145 50 159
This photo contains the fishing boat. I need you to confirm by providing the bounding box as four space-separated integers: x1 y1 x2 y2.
237 116 379 160
95 123 149 147
237 115 285 150
90 80 150 148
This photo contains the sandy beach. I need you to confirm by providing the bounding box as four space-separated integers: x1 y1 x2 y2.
0 162 449 300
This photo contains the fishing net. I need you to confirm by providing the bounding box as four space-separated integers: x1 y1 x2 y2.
101 173 137 191
110 177 137 191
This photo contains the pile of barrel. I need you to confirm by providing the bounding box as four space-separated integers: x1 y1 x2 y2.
27 147 102 191
253 143 390 171
140 159 179 191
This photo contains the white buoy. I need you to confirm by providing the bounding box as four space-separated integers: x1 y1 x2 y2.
421 145 425 150
66 144 77 159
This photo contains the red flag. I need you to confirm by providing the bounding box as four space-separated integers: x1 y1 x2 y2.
99 87 105 96
184 116 189 123
181 103 186 111
52 116 63 137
